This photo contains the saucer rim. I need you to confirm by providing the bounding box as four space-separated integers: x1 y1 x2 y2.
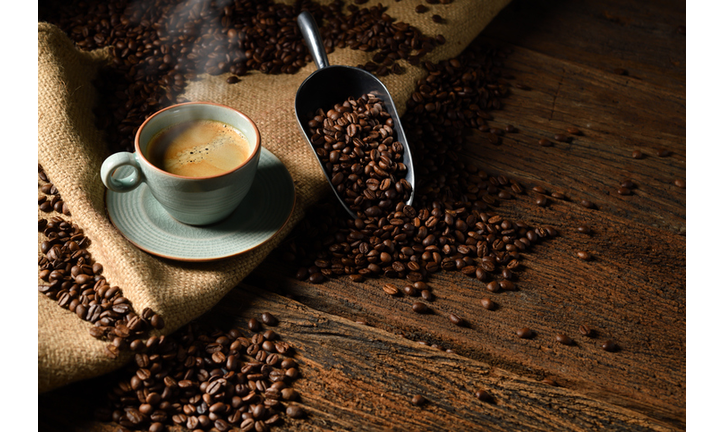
105 147 296 262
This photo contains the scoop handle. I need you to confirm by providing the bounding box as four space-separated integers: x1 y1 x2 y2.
297 11 329 70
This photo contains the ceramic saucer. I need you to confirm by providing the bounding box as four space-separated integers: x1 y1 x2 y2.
106 147 295 262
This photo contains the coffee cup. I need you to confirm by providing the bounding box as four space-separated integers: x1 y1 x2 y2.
101 102 261 225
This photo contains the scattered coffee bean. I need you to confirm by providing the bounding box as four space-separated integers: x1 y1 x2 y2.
553 134 568 142
535 195 548 207
555 333 574 345
415 5 429 13
226 76 240 84
420 290 434 301
674 179 685 188
448 313 464 326
580 199 596 209
617 187 631 195
402 285 419 296
260 312 278 326
516 328 534 339
602 340 619 352
499 280 515 291
538 138 552 147
576 251 592 261
411 394 427 406
412 302 429 314
576 225 591 234
480 298 496 310
578 324 595 337
486 281 500 293
656 148 671 157
431 14 444 23
551 192 567 200
286 405 306 419
632 150 644 159
474 389 494 403
566 127 581 135
620 179 635 189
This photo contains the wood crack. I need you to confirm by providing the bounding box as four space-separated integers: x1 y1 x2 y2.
549 68 566 121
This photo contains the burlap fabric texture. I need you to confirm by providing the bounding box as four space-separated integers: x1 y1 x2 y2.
38 0 510 393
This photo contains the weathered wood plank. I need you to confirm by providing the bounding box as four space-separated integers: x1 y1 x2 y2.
484 0 686 91
38 284 677 431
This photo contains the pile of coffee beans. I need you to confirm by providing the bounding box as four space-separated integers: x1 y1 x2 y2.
95 317 304 432
38 165 161 358
39 0 446 154
287 39 558 289
305 93 412 218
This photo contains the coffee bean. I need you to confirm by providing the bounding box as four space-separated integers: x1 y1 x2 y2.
499 280 515 291
535 195 548 207
576 251 592 261
448 313 464 326
486 281 500 293
431 14 444 23
286 405 305 419
415 5 429 13
412 302 429 314
248 318 261 332
602 340 619 352
383 284 400 296
656 148 671 157
474 389 494 403
411 395 427 406
516 328 534 339
578 324 595 337
420 290 434 301
538 138 552 147
576 225 591 234
674 179 685 188
580 199 596 209
553 134 568 142
226 76 240 84
309 272 326 284
617 187 631 195
402 285 419 296
632 150 644 159
480 298 496 310
555 334 574 345
566 127 581 135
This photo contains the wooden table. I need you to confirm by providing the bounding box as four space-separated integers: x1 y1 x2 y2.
38 0 686 430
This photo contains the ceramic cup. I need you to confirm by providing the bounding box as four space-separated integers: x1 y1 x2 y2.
100 102 261 225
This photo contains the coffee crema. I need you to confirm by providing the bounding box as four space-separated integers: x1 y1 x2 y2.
146 119 251 177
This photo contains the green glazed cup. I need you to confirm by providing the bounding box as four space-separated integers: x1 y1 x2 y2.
100 102 261 226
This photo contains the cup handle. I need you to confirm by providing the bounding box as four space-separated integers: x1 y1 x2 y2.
100 152 144 193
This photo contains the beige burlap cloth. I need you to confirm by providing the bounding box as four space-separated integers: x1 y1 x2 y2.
38 0 510 393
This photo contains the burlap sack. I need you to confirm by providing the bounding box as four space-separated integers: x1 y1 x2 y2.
38 0 510 393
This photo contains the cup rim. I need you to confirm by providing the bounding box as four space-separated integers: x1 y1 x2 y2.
134 101 262 180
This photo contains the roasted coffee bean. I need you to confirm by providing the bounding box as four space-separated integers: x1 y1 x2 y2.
576 251 592 261
383 283 399 296
475 389 494 403
415 5 429 13
516 328 534 339
412 302 429 314
555 334 574 345
656 148 671 157
248 318 261 332
480 298 496 310
674 179 685 188
578 324 595 337
535 195 548 207
576 225 591 234
602 340 619 352
499 280 515 291
553 133 568 142
448 313 464 326
632 150 644 159
566 127 581 135
420 290 434 301
411 395 427 406
486 281 500 293
260 312 278 326
617 187 631 195
402 285 419 296
538 138 552 147
580 199 596 209
286 405 305 419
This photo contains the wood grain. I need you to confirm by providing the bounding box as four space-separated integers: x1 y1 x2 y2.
39 284 678 431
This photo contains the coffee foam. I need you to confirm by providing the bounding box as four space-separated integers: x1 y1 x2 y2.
147 120 250 177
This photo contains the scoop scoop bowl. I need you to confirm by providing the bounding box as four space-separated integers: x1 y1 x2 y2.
294 10 415 219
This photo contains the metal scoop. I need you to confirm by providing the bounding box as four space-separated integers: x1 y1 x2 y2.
294 10 415 219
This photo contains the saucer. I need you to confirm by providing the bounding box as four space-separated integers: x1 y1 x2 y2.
106 147 295 262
